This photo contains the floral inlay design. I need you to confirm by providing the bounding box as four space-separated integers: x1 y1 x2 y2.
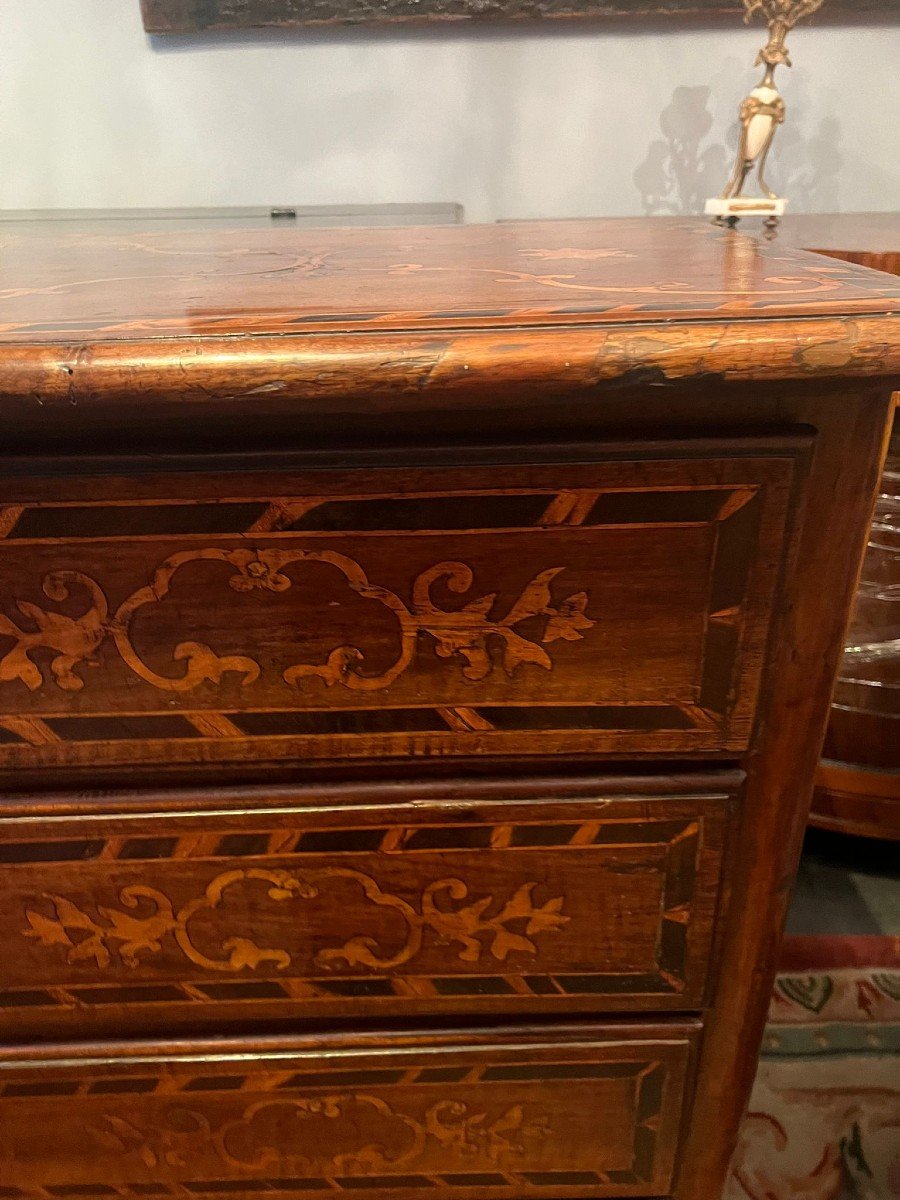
0 571 108 692
90 1093 550 1174
317 875 570 970
24 870 569 974
381 258 847 298
0 551 593 695
23 869 315 973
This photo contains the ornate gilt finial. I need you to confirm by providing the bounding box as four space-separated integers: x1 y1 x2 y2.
744 0 825 67
705 0 825 231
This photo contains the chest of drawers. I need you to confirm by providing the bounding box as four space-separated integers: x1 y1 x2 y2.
0 215 896 1200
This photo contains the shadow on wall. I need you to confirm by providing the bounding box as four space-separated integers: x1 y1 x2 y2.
633 85 728 216
633 73 843 215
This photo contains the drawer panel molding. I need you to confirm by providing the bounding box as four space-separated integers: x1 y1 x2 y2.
0 775 733 1036
0 1025 697 1198
0 447 804 777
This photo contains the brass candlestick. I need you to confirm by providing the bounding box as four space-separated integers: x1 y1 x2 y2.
706 0 825 230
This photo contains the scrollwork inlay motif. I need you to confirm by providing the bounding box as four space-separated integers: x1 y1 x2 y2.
23 869 569 974
89 1092 550 1175
0 549 593 695
23 869 315 973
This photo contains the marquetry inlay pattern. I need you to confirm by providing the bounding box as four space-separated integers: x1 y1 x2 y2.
1 213 895 1200
0 452 800 776
0 798 726 1023
0 1034 692 1199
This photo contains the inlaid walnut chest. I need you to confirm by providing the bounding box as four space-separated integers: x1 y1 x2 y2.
0 215 897 1200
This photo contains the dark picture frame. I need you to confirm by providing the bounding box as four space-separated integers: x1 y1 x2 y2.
141 0 899 31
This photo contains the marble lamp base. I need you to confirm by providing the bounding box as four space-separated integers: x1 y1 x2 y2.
706 196 787 224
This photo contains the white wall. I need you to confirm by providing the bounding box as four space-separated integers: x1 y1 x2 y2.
1 0 898 222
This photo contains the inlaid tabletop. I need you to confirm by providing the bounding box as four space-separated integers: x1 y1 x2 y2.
1 216 898 344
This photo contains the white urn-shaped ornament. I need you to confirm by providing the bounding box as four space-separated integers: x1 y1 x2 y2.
706 0 824 230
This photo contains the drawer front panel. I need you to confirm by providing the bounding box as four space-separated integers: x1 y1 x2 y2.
0 447 802 776
0 1025 696 1198
0 776 731 1037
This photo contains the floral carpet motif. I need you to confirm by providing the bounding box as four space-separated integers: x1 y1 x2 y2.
727 937 900 1200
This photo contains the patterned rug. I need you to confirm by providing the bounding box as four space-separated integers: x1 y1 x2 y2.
726 936 900 1200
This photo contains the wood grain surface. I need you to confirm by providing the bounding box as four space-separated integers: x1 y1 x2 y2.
0 445 802 779
0 214 896 1200
0 772 734 1037
812 760 900 840
778 216 900 841
771 211 900 277
0 219 896 455
674 386 895 1198
0 1023 698 1198
2 217 898 342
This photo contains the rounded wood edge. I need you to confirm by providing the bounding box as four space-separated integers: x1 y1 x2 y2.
0 314 898 406
811 757 900 839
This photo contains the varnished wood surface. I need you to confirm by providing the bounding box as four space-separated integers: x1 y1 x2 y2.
779 217 900 840
0 1023 698 1198
3 216 896 340
674 387 894 1198
0 444 802 781
0 220 897 437
0 773 734 1037
771 210 900 276
811 760 900 840
0 215 897 1200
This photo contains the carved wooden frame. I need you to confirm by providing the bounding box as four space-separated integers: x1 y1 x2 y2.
140 0 898 32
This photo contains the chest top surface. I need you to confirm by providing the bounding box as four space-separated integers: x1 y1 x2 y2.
0 216 897 449
1 215 898 344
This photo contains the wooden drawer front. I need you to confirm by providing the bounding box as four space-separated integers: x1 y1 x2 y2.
0 446 802 778
0 1025 696 1198
0 775 731 1037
